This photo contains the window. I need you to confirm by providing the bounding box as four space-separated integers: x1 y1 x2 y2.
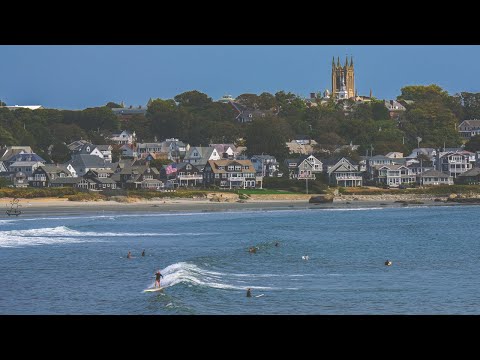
235 166 241 171
228 166 234 171
215 174 219 178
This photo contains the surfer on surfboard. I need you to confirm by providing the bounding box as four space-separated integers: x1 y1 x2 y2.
155 270 164 288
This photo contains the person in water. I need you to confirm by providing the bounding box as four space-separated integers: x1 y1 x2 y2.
141 249 145 257
385 260 392 266
275 242 279 247
246 288 252 297
127 251 132 259
249 246 258 253
155 270 164 288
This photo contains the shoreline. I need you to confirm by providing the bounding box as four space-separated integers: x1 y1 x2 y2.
1 195 474 218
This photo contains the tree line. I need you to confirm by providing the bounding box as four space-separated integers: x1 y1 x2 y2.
1 85 480 164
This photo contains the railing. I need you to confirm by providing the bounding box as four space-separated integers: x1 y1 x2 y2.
335 175 363 180
177 175 203 180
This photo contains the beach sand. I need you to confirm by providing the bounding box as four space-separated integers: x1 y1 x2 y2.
1 195 465 218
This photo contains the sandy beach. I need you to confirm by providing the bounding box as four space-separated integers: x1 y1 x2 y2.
1 194 468 218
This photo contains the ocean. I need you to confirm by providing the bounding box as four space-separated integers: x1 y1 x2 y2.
1 205 479 314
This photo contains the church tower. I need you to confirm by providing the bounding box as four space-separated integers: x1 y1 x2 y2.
332 56 355 99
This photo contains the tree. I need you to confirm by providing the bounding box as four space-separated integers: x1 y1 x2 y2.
0 100 6 106
459 92 480 120
0 177 13 188
50 142 70 163
245 117 290 160
465 135 480 152
236 94 260 109
105 102 122 109
174 91 212 108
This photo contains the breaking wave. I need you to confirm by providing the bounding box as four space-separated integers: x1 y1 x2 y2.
0 226 218 248
150 262 281 291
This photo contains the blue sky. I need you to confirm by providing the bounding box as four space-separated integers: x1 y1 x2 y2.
1 45 479 109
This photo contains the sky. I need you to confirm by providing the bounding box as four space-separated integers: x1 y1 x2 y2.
1 45 480 110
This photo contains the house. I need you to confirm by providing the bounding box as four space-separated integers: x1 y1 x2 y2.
119 144 137 159
1 146 33 161
137 143 164 157
384 100 406 119
67 140 89 152
49 177 82 188
437 151 474 178
160 138 189 161
160 162 203 187
184 146 221 171
284 155 323 180
209 144 238 159
286 138 318 155
455 168 480 185
109 130 136 145
119 165 161 189
406 148 437 160
375 165 416 187
78 169 117 191
419 169 453 186
96 145 113 163
65 154 111 177
5 153 46 169
458 120 480 140
29 164 72 188
325 157 363 187
111 106 147 119
250 155 281 177
385 152 404 159
70 142 105 160
228 102 278 123
203 159 260 189
9 161 44 177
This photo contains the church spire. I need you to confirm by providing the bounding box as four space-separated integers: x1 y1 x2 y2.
337 57 340 67
345 56 349 67
332 56 335 67
350 56 354 67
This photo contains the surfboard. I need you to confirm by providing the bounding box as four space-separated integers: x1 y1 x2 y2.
143 287 164 293
255 294 265 298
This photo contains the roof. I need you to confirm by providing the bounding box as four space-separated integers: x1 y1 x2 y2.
10 161 43 167
459 119 480 128
38 164 70 174
185 146 216 162
7 153 46 163
376 164 408 170
251 154 277 161
206 159 254 174
66 154 109 170
50 177 82 184
457 168 480 177
0 146 33 161
420 169 451 178
96 145 112 151
209 143 237 154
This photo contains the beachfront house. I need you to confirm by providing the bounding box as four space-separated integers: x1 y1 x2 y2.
160 162 203 187
203 159 261 189
49 177 82 188
418 169 454 186
119 165 161 189
284 155 322 180
119 144 138 159
325 157 363 187
79 169 117 190
29 164 72 188
455 168 480 185
437 151 474 178
374 164 416 187
209 144 238 160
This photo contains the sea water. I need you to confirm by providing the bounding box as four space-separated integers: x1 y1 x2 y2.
1 206 479 314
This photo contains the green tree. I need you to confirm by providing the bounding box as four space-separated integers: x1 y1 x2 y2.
245 117 290 160
459 92 480 120
50 142 70 163
0 100 6 106
465 135 480 152
174 91 212 108
105 102 122 108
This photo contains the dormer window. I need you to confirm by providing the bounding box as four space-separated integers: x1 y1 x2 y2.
228 166 234 171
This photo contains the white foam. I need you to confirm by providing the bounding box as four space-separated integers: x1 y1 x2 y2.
0 226 219 238
0 234 101 248
157 262 278 291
